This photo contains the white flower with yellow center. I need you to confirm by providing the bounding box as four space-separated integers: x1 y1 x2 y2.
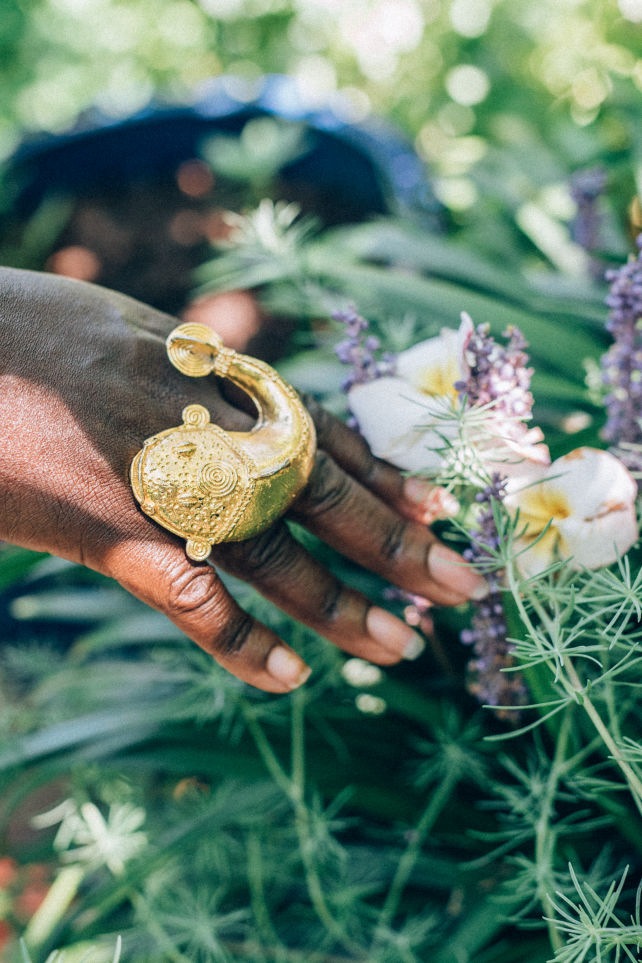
348 315 549 478
347 317 472 473
507 447 638 576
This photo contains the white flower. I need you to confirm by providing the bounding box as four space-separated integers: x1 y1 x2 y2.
348 376 456 472
348 314 549 478
348 317 472 472
395 316 472 398
507 447 638 576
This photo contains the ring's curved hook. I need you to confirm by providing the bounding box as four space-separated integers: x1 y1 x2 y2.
130 323 316 561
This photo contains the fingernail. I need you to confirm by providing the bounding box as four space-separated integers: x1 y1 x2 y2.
404 477 436 504
403 478 460 521
366 606 425 660
266 646 312 690
430 543 490 600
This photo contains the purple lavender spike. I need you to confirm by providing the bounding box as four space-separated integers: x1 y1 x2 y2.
333 305 396 392
457 321 532 714
601 236 642 476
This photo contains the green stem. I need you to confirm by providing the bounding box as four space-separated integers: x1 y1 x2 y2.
601 643 623 747
243 697 363 958
247 831 285 959
289 690 363 955
506 564 642 813
242 704 296 801
535 707 572 954
372 771 457 946
562 657 642 816
22 864 85 954
132 892 191 963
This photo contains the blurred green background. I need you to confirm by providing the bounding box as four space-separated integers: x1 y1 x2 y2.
3 0 642 217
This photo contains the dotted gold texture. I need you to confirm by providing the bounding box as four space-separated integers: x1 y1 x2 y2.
130 326 316 561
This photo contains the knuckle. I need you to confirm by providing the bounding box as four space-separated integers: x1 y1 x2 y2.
317 579 343 623
359 446 380 486
298 452 354 517
166 563 217 619
379 518 410 563
164 559 255 657
213 612 254 657
241 525 295 581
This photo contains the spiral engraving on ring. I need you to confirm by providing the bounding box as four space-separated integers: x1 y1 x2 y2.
166 323 222 378
199 460 238 498
182 404 210 429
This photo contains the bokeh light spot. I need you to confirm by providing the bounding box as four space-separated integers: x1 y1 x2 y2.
176 159 215 198
618 0 642 21
450 0 491 38
46 246 101 281
446 64 490 105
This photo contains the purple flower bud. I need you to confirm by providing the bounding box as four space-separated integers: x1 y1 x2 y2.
601 235 642 475
457 325 531 715
333 306 397 390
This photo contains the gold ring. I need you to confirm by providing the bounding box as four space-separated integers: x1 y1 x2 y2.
130 323 316 561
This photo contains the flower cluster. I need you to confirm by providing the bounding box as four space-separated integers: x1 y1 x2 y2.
456 316 549 475
334 305 395 392
346 314 549 479
601 235 642 472
337 288 640 714
455 324 535 710
344 309 638 573
456 320 534 417
460 475 528 713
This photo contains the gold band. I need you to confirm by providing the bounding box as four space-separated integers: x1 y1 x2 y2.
130 323 316 561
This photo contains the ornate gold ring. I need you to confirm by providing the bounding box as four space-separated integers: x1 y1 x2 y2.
130 323 316 561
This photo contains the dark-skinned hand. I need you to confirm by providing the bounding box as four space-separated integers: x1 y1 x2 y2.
0 268 488 692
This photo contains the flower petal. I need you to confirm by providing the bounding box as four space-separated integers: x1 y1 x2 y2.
514 525 559 578
479 419 551 481
543 447 638 519
557 504 638 569
547 447 638 568
396 316 471 399
508 447 638 573
348 377 451 472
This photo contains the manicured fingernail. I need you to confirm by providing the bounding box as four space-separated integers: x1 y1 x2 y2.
430 543 490 600
366 606 425 660
266 646 312 690
402 633 426 660
404 477 436 504
403 478 460 520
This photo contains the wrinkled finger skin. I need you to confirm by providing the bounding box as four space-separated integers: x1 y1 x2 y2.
0 268 485 691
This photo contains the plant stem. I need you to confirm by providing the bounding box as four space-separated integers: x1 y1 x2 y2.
506 564 642 815
247 831 285 960
372 770 457 948
243 697 364 958
562 656 642 816
132 892 192 963
535 707 572 954
22 864 85 954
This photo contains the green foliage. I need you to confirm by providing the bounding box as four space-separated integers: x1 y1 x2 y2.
3 3 642 960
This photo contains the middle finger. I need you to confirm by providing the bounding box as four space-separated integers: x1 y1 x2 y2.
291 452 489 607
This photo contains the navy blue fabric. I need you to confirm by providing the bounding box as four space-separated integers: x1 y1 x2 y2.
6 75 439 224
